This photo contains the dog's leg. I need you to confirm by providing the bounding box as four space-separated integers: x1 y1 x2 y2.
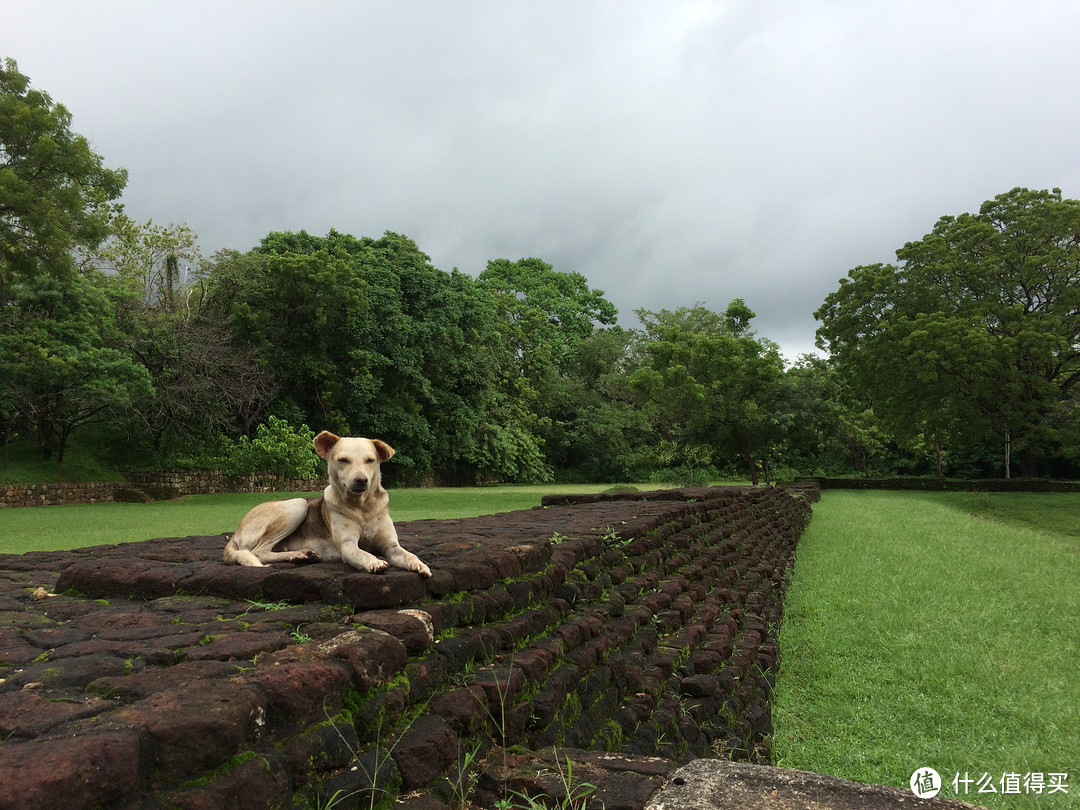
382 543 432 577
225 499 318 567
339 541 390 574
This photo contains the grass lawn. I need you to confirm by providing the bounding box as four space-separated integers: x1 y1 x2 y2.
773 490 1079 809
0 483 654 555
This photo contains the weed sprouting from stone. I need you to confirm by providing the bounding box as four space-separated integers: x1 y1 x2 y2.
449 739 483 809
243 599 292 612
290 625 312 644
495 751 604 810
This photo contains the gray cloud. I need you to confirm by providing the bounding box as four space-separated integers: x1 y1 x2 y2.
6 0 1080 360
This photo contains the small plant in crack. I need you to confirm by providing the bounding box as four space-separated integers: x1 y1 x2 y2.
290 625 312 644
319 692 432 810
449 739 484 809
243 598 292 612
495 750 604 810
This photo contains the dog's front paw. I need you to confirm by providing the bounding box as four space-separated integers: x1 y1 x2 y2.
368 559 389 574
415 561 432 578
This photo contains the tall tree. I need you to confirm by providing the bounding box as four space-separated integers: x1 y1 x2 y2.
478 257 618 379
783 354 890 478
341 231 497 479
631 301 786 485
478 257 619 479
83 222 277 461
816 188 1080 476
544 327 654 481
0 59 127 298
93 215 201 314
205 244 366 432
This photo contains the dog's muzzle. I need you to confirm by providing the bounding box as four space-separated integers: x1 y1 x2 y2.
348 478 369 493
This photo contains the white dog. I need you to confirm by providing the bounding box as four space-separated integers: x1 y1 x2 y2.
224 432 431 576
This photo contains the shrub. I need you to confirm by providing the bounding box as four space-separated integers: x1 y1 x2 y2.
219 417 321 479
648 465 717 487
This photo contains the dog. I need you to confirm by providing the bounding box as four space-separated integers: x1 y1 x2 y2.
223 431 431 576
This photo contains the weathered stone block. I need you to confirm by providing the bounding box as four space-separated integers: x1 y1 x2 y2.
95 681 267 779
392 714 458 791
0 690 114 738
237 657 351 723
0 730 144 810
319 628 408 691
159 752 290 810
342 570 428 610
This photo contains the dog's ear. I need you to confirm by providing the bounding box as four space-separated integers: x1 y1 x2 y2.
313 431 340 459
371 439 395 462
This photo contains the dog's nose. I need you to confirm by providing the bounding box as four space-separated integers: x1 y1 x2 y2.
349 477 369 493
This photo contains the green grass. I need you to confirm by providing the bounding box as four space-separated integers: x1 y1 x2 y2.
774 491 1079 809
0 483 651 555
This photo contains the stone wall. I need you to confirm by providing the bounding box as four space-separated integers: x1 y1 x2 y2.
1 480 122 508
0 486 814 809
0 471 322 508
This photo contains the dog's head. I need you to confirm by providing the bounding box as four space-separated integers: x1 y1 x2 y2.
314 431 395 496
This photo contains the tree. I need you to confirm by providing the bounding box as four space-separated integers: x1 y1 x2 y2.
631 301 786 485
783 355 890 477
93 214 201 314
545 328 655 481
478 257 618 379
84 221 277 462
0 59 127 298
340 231 497 480
204 244 367 432
0 272 153 461
477 257 619 479
217 230 550 482
816 188 1080 476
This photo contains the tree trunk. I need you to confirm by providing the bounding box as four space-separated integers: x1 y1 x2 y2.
736 435 759 486
1019 448 1038 478
56 425 72 464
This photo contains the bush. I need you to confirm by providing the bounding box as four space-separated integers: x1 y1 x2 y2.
648 465 717 487
219 417 321 479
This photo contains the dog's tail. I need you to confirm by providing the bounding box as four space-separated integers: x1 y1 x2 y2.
223 534 265 567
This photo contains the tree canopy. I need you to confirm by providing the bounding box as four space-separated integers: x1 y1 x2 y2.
816 187 1080 476
0 58 127 298
0 271 153 461
631 301 787 485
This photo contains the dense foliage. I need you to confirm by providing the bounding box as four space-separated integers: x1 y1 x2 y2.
816 187 1080 478
3 62 1080 482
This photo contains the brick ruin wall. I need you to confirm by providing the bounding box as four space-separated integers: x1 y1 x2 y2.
0 471 320 508
0 486 815 809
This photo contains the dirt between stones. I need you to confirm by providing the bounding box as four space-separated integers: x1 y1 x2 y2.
0 484 973 809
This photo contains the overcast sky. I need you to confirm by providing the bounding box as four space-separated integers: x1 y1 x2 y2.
6 1 1080 360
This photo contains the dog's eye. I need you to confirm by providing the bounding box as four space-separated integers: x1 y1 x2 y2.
365 457 376 464
337 457 350 464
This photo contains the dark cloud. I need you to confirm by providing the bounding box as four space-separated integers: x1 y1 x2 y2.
6 0 1080 360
